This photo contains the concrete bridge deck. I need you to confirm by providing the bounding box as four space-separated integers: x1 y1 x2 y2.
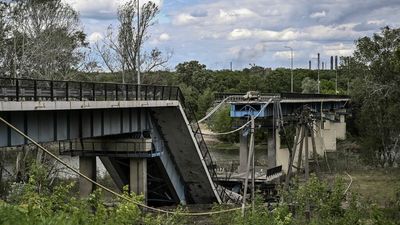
0 77 222 204
0 78 350 205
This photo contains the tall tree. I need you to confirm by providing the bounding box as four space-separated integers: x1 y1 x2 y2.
0 0 87 80
0 2 12 77
96 0 171 82
351 26 400 167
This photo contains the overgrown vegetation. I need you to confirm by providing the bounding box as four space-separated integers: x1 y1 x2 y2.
1 163 398 224
0 0 400 223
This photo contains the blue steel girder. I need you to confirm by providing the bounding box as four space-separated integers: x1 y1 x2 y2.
230 99 348 118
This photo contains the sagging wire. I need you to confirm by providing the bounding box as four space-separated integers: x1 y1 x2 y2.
0 116 245 217
196 96 232 124
202 99 273 136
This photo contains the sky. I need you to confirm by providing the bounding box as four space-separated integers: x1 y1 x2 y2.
64 0 400 70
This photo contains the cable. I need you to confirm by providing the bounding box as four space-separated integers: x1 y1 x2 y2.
0 116 244 216
196 96 231 124
203 99 273 136
344 172 353 195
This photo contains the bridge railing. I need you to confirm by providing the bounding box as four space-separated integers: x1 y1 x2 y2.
214 92 350 102
0 77 225 201
0 77 181 102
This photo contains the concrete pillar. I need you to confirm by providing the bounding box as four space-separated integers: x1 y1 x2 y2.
238 129 249 173
130 158 147 199
267 134 276 168
340 114 345 123
79 156 96 198
276 128 290 173
275 128 281 153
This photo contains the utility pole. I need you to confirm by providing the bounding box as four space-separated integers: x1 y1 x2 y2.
285 46 294 92
137 0 141 99
347 57 350 95
241 116 255 216
335 56 338 94
317 53 320 94
250 116 255 212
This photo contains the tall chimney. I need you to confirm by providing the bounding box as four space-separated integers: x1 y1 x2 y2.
309 60 312 70
335 56 338 70
330 56 334 70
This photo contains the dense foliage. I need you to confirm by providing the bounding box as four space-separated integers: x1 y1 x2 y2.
1 164 398 224
350 27 400 167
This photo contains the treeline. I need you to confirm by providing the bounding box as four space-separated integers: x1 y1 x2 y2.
0 0 399 168
80 62 350 118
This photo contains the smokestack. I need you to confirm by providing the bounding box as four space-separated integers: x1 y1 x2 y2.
335 56 338 70
317 53 320 94
309 60 311 70
330 56 334 70
317 53 320 70
322 62 324 70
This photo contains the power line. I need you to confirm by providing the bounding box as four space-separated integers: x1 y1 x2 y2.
0 116 245 216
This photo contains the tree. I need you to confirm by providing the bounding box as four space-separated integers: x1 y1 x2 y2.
6 0 87 80
0 2 12 77
176 61 206 82
351 26 400 167
95 0 171 82
301 77 318 93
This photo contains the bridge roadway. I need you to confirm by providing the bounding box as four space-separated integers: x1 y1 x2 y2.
0 77 222 205
0 78 350 205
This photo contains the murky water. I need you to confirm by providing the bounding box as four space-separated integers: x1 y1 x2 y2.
209 144 269 172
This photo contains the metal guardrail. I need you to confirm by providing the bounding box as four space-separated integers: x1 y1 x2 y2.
0 77 224 201
214 92 350 102
0 77 180 101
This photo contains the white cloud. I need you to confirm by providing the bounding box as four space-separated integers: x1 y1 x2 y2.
310 10 327 19
323 43 354 56
88 32 103 43
274 51 292 59
173 13 197 25
228 25 360 42
159 33 170 41
228 28 253 40
63 0 400 69
218 8 257 23
64 0 163 19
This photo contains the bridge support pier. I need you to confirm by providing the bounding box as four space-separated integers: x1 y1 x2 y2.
238 129 249 173
79 156 97 198
130 158 147 200
267 130 278 169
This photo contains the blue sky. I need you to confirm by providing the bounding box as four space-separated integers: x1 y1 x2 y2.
64 0 400 70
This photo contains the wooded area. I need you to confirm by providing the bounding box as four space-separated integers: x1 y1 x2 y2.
0 0 399 224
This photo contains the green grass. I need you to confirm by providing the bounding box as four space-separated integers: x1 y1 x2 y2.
346 168 400 207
